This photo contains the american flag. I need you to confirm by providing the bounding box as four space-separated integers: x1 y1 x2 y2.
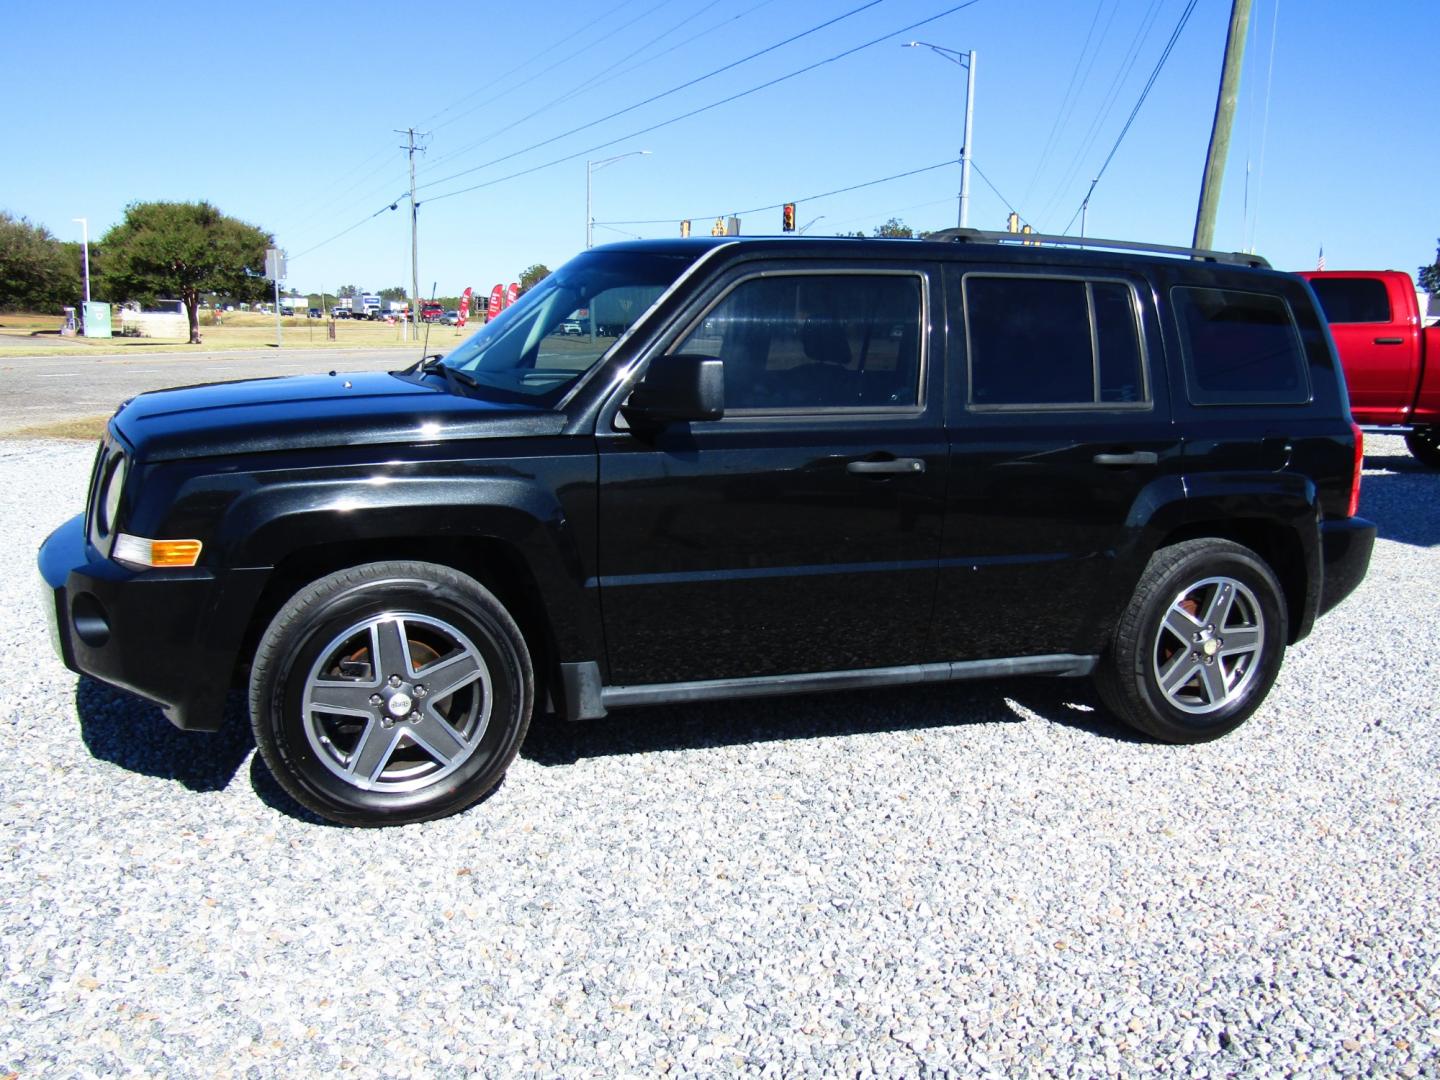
1317 246 1326 271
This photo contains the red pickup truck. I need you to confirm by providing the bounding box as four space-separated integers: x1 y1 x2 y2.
1298 269 1440 467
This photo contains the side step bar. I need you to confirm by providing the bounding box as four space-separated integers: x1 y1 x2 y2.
558 655 1097 721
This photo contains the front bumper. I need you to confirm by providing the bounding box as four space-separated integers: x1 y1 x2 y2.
1317 515 1376 618
39 514 269 731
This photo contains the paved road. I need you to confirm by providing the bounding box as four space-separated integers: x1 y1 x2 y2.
0 347 418 435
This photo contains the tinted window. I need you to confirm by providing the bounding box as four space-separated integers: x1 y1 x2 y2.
677 274 922 411
1172 286 1310 405
965 276 1145 407
1309 278 1391 324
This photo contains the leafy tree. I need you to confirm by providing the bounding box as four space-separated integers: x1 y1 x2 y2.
1418 239 1440 298
872 217 913 239
378 285 408 302
518 263 550 295
336 284 360 299
0 211 82 313
100 201 271 343
834 218 914 240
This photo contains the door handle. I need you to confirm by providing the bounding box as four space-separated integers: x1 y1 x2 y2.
847 457 926 475
1373 337 1404 345
1092 451 1158 467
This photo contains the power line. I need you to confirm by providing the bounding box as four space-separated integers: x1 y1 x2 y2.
1019 0 1112 210
596 159 959 225
422 1 985 207
1032 0 1167 229
968 159 1031 225
423 0 765 176
1062 0 1198 235
425 0 677 140
290 202 400 261
419 0 643 132
415 0 895 195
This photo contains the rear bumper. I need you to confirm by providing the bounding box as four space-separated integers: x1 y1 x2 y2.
39 514 269 731
1317 515 1376 619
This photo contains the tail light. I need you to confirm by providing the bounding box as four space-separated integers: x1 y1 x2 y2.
1347 421 1363 518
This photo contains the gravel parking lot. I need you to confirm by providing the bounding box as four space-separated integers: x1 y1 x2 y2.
3 433 1437 1077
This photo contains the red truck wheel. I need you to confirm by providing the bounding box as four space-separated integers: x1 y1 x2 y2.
1406 426 1440 469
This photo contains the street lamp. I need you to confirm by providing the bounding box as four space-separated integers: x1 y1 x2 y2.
587 151 651 249
72 217 91 303
798 215 826 235
902 41 976 229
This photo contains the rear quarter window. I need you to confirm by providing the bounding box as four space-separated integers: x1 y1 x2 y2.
1171 286 1311 406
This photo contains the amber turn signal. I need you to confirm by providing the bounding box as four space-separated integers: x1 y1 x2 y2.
113 534 203 569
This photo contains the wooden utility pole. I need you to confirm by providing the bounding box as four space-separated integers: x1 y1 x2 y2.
1192 0 1252 250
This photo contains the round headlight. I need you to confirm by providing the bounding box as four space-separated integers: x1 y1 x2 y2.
98 455 127 537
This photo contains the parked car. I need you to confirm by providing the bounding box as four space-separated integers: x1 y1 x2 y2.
331 307 350 320
308 308 323 319
559 320 583 335
421 302 445 323
1297 269 1440 467
442 310 462 326
38 232 1374 826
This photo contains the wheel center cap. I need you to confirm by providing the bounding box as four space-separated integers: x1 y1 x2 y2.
387 691 414 717
1202 639 1220 657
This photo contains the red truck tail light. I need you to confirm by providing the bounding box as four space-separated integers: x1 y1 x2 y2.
1347 421 1364 518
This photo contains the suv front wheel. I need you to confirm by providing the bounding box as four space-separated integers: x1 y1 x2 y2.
249 561 533 826
1097 539 1287 744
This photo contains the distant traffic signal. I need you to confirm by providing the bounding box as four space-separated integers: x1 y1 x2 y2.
782 203 796 232
711 217 725 236
680 219 691 238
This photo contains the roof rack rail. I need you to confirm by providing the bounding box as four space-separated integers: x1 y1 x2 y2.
926 228 1271 269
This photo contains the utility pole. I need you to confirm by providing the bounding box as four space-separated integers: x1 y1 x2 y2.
1192 0 1252 251
397 128 427 340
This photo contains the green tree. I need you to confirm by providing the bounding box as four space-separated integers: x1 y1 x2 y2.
100 201 271 343
336 284 359 299
0 211 82 313
518 263 551 295
871 217 913 239
834 218 915 240
1418 239 1440 298
378 285 408 302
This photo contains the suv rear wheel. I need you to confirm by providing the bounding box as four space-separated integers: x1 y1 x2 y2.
1097 539 1286 743
249 561 533 826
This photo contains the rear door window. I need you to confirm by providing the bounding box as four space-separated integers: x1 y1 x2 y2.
963 275 1148 408
1308 278 1391 324
1171 286 1310 405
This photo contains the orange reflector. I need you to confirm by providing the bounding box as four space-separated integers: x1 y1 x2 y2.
150 540 203 567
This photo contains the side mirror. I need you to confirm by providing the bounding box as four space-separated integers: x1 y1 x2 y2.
621 353 725 426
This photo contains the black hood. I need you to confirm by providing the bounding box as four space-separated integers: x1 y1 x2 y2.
111 370 565 462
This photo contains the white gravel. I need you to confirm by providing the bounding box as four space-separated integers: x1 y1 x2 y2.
3 433 1437 1078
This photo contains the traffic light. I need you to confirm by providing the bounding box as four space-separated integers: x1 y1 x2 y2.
782 203 796 232
711 217 725 236
1006 211 1020 234
680 219 691 238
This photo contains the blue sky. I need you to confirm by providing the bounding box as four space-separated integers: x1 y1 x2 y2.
5 0 1437 299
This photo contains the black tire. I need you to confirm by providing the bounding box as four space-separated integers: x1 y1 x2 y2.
249 561 533 826
1095 539 1287 744
1406 426 1440 469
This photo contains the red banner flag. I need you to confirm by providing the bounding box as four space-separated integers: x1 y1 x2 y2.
459 287 472 328
507 283 519 307
488 284 504 318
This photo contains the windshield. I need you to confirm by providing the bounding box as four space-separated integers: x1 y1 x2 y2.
439 250 693 404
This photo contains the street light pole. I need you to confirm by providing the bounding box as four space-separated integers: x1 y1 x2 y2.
71 217 90 303
587 150 651 248
903 43 976 228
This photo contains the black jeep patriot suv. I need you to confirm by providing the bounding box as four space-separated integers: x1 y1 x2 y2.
39 232 1376 825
